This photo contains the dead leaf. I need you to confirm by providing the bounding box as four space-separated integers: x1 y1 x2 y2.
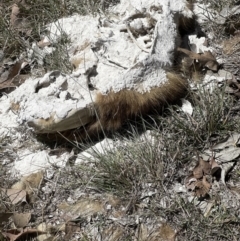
148 223 176 241
225 76 240 97
8 189 27 205
64 221 81 240
203 133 240 163
0 79 16 91
9 3 32 36
0 61 22 89
193 165 203 179
186 157 215 198
10 4 20 27
222 36 240 55
11 171 44 203
12 213 31 228
209 157 221 175
37 37 51 48
2 228 46 241
1 188 27 205
200 158 211 175
192 158 211 179
195 176 211 198
0 60 30 93
37 223 52 241
10 102 20 112
185 175 197 191
58 198 104 221
24 171 44 190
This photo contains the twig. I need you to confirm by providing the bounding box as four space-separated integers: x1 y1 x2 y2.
125 23 150 53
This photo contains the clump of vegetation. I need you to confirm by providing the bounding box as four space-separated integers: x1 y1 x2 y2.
87 84 239 193
0 0 119 73
1 0 240 240
75 85 240 239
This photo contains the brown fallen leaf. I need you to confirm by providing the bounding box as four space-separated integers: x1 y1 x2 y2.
64 221 81 240
0 79 16 91
148 223 176 241
37 222 53 241
200 158 211 175
9 2 32 36
37 37 51 48
186 156 214 198
10 102 20 112
194 176 211 198
8 189 27 205
1 188 27 205
11 171 44 203
12 213 31 228
222 35 240 55
23 171 44 190
226 78 240 98
185 175 197 191
0 61 22 89
2 228 46 241
177 47 219 71
10 4 20 27
58 198 104 221
193 158 211 179
193 165 204 179
0 61 30 93
209 156 221 175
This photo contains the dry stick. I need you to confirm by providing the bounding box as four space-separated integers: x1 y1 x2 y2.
125 23 150 53
106 57 128 69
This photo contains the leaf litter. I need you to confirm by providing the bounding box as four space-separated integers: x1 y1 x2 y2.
183 133 240 216
1 0 240 240
1 228 46 241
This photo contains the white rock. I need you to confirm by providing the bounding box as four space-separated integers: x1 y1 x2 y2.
75 138 115 164
188 35 211 53
13 150 51 176
181 99 193 116
12 150 70 177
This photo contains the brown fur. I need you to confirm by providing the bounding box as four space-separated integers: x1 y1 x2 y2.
38 3 197 144
178 1 196 35
82 3 197 137
37 72 188 144
87 72 188 135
